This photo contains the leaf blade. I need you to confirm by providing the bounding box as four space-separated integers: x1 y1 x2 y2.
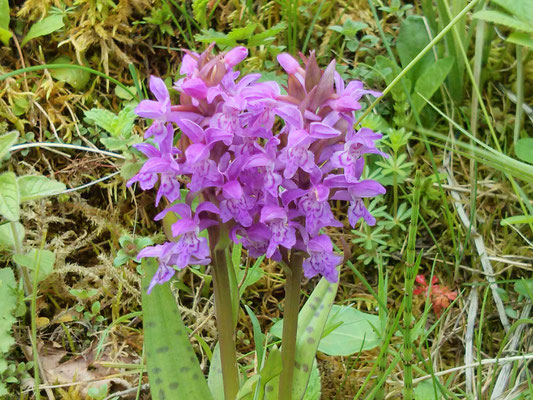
18 175 66 202
0 131 19 161
142 259 213 400
0 172 20 221
13 249 55 282
21 15 65 47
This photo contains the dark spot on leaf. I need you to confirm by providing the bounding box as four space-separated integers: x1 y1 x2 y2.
190 355 197 363
147 321 156 328
158 389 166 399
309 304 317 311
180 366 190 373
314 312 320 318
266 385 273 392
169 382 179 390
155 377 163 385
307 337 316 344
314 297 321 303
319 304 325 310
302 363 309 372
156 346 169 353
153 367 162 374
294 361 301 369
192 373 200 380
328 286 333 292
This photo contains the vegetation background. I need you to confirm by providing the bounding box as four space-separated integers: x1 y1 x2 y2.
0 0 532 399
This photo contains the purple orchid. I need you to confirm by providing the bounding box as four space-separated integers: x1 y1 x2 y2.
127 124 181 205
302 235 343 283
328 71 382 115
298 183 342 236
135 76 182 142
331 128 388 183
260 205 297 258
130 46 387 291
137 242 179 293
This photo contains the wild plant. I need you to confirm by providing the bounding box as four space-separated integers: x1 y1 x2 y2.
128 44 387 399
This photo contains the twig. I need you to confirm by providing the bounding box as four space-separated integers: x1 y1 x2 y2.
410 354 533 384
32 101 61 143
491 302 532 399
465 288 478 396
11 142 126 159
59 171 121 194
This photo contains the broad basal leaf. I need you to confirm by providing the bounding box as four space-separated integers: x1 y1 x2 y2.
269 277 338 399
18 175 66 202
142 259 213 400
414 381 441 399
317 305 380 356
207 343 224 400
0 172 20 221
21 14 65 47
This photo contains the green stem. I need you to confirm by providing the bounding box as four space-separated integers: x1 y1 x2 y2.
392 151 398 219
514 45 524 146
10 221 31 295
31 247 43 400
278 253 303 400
212 249 240 400
402 173 422 400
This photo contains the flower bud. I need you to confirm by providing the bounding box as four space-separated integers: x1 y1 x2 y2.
224 46 248 68
277 53 301 74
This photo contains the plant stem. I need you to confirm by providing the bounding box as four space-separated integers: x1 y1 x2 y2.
278 253 303 400
514 44 524 146
10 221 32 295
31 249 42 400
402 173 422 400
212 248 240 400
392 150 398 219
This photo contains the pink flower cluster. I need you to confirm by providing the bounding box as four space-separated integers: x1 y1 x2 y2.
129 45 386 293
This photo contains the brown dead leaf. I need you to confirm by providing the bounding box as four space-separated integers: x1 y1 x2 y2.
39 343 131 397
